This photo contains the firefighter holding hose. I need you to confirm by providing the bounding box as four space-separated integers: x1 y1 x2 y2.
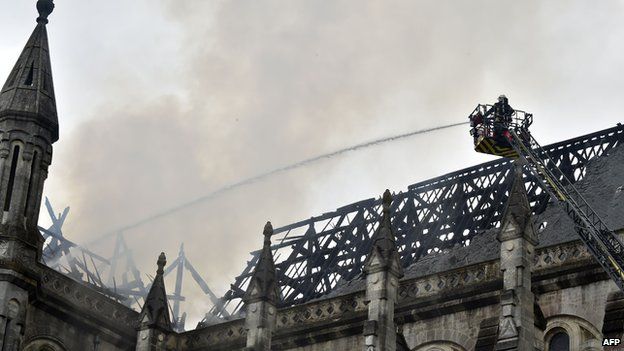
485 95 514 142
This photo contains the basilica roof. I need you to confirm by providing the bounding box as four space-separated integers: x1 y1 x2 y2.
324 142 624 298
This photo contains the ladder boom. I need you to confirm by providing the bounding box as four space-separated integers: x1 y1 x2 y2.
505 128 624 290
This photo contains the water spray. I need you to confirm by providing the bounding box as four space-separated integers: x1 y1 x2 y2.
88 121 468 244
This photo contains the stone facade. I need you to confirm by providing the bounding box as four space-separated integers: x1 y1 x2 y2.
168 232 622 350
1 2 624 351
0 2 138 350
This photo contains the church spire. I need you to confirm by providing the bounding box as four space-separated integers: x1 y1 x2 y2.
495 160 538 349
0 0 59 246
362 190 404 351
243 222 280 351
0 0 59 142
138 252 173 331
498 161 537 244
243 221 280 304
0 4 63 347
363 189 404 277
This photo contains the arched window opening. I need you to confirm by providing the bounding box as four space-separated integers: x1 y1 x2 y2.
549 331 570 351
22 339 66 351
24 62 35 86
24 151 38 216
4 145 20 212
414 342 465 351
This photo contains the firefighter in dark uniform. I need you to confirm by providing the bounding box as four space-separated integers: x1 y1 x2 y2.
485 95 514 143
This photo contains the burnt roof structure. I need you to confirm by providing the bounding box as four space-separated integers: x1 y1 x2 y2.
211 124 624 318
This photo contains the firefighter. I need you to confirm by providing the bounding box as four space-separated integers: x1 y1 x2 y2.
485 95 514 122
485 95 515 143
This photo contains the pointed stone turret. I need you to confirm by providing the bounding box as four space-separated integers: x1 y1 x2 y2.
498 161 537 244
244 221 280 305
0 4 60 349
136 253 173 351
0 0 60 253
243 221 279 351
495 161 538 350
0 0 59 141
139 253 172 330
362 190 404 351
363 189 404 277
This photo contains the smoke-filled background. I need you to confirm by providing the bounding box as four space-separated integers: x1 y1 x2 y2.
1 0 623 326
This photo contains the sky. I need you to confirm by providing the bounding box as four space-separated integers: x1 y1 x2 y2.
1 0 623 327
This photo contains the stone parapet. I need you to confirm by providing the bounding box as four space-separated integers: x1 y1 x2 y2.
179 318 246 351
37 266 138 339
174 237 616 350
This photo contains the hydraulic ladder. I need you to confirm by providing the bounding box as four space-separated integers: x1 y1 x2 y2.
505 128 624 291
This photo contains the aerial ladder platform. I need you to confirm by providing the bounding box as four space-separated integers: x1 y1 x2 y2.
468 98 624 291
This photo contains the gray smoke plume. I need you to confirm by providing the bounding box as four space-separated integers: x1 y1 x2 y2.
87 121 467 244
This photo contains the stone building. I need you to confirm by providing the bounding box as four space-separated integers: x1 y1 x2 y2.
1 2 624 350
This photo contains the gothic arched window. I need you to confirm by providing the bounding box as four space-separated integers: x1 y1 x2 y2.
414 342 465 351
23 150 38 216
24 62 35 86
4 145 20 211
549 331 570 351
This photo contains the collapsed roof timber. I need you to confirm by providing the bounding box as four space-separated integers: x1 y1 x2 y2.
38 124 624 327
210 124 624 320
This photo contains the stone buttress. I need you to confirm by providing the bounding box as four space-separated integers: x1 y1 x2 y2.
243 221 280 351
495 161 538 350
362 190 404 351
